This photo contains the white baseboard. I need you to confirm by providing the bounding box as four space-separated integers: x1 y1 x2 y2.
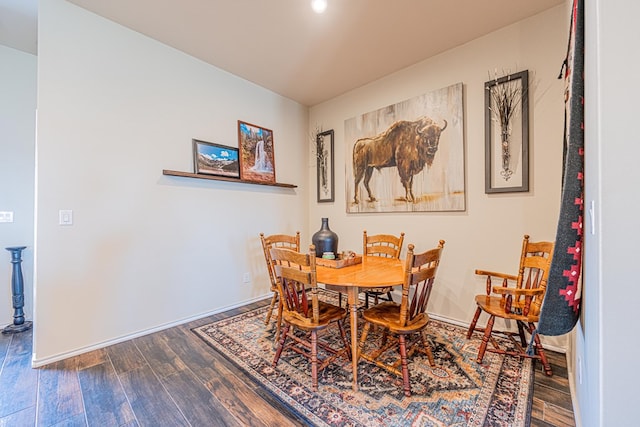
31 294 269 368
32 294 566 367
567 370 582 427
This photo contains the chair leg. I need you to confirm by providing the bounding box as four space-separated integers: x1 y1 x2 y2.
477 315 495 364
386 291 393 302
264 291 278 325
338 292 343 308
358 322 372 357
274 299 284 344
311 330 319 391
517 320 528 347
337 320 352 360
273 324 289 366
420 330 436 367
380 329 389 347
466 307 482 339
398 334 411 397
528 322 553 376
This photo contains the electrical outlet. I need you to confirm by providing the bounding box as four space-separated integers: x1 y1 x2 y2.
242 272 251 283
59 210 73 225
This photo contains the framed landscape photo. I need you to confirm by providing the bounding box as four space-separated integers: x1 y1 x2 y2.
316 129 335 202
192 139 240 178
237 120 276 184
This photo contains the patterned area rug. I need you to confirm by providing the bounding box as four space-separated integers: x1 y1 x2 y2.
193 292 532 427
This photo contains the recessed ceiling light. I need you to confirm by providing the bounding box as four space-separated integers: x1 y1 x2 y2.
311 0 327 14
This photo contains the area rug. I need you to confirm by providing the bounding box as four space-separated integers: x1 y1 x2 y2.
193 292 533 427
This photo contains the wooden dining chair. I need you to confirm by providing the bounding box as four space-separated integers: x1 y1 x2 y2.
358 240 445 397
466 235 555 376
361 230 405 308
259 231 300 342
270 244 351 391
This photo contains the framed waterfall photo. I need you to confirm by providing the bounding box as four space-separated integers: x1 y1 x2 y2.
238 120 276 184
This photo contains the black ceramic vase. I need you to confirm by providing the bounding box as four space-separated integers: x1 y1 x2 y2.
311 218 338 258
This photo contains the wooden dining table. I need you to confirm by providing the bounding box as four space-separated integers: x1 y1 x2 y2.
316 256 405 391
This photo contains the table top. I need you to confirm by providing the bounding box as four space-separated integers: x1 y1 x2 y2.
316 256 404 288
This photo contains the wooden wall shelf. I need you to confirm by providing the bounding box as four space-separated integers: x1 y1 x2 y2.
162 170 297 188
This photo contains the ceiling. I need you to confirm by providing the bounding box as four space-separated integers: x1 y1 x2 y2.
2 0 565 106
0 0 38 54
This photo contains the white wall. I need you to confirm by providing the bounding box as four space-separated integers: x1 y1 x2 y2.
0 45 36 327
34 0 308 364
309 5 569 348
580 1 640 426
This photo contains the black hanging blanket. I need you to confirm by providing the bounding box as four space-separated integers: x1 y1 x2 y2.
538 0 584 336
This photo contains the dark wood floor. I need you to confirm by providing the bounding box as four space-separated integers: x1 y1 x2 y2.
0 301 575 426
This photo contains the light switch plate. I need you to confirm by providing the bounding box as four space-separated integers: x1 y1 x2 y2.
0 211 14 223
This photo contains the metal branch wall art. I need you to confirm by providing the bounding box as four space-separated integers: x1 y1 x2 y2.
489 75 521 180
484 70 529 193
316 129 334 202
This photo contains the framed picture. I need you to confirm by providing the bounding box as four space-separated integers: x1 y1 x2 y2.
237 120 276 183
345 83 465 213
484 70 529 193
316 129 335 202
192 139 240 178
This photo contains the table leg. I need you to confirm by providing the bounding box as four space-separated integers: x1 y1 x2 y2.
348 287 359 391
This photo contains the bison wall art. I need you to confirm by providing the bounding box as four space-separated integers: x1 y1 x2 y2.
345 83 465 213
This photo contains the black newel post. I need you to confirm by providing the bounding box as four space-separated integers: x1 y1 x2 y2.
3 246 32 334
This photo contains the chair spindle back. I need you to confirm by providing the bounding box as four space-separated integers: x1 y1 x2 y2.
512 236 554 316
270 245 319 324
260 232 301 290
363 230 405 259
399 241 445 327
